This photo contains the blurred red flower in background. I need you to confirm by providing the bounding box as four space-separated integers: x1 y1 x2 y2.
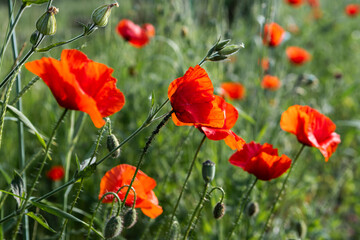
307 0 320 8
99 164 163 219
47 166 65 181
261 75 281 90
220 82 246 100
285 0 303 7
286 46 311 65
263 23 285 47
229 141 292 181
116 19 155 48
280 105 341 161
25 49 125 128
260 57 270 72
345 4 360 17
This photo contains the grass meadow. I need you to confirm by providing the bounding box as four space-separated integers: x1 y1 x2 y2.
0 0 360 239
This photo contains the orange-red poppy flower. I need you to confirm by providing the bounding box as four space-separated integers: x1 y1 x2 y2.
307 0 320 8
262 23 285 47
25 49 125 128
220 82 246 100
229 141 292 181
99 164 163 219
259 57 270 72
345 4 360 17
46 166 65 181
168 65 224 128
116 19 155 48
280 105 341 161
261 75 281 90
286 46 311 65
285 0 303 7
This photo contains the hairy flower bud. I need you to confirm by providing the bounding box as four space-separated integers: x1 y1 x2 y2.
107 134 120 158
213 202 225 219
123 208 137 229
104 216 122 239
246 201 259 217
295 220 307 239
202 160 215 183
36 6 58 35
91 3 119 27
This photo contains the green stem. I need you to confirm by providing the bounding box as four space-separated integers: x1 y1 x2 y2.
259 144 306 239
183 182 210 239
11 109 68 239
166 135 207 237
227 178 258 240
10 76 40 105
121 111 173 209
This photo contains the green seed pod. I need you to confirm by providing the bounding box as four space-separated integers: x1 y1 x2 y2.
107 134 120 158
218 44 244 56
123 208 137 229
91 3 119 27
246 201 259 217
36 6 58 35
168 218 180 240
104 216 123 239
202 160 215 183
213 202 225 219
295 220 307 239
30 30 40 45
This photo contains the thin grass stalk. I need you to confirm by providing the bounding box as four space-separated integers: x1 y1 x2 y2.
165 135 207 238
11 108 68 239
10 76 40 105
259 144 306 239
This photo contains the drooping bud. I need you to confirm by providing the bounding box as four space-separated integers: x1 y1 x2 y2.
246 201 259 217
295 220 307 239
36 6 58 35
202 160 215 183
123 208 137 229
168 218 180 240
30 30 40 45
107 134 120 158
104 216 123 239
91 3 119 27
213 202 225 219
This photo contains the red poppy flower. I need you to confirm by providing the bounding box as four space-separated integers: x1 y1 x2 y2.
307 0 319 8
260 57 270 71
116 19 155 48
229 141 292 181
168 65 224 128
345 4 360 17
46 166 65 181
280 105 341 161
261 75 281 90
25 49 125 128
99 164 163 219
263 23 285 47
286 46 311 65
285 0 303 7
220 82 246 100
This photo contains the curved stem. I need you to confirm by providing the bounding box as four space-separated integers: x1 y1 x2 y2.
208 186 225 203
259 144 306 239
121 111 173 209
11 108 68 239
227 178 258 240
166 135 207 237
183 182 210 239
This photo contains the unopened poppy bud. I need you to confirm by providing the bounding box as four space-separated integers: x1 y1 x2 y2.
123 208 137 229
104 215 123 239
168 218 180 240
91 3 119 27
213 202 225 219
107 134 120 158
246 201 259 217
30 30 40 45
36 6 58 35
218 44 244 56
207 54 228 61
202 160 215 183
215 39 231 51
295 220 307 239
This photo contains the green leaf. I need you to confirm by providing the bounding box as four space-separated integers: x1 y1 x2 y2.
22 0 49 5
30 201 104 239
0 166 12 184
26 212 56 233
236 107 256 125
11 171 25 207
0 190 26 201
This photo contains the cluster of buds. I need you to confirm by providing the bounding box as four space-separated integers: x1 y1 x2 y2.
204 37 244 62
